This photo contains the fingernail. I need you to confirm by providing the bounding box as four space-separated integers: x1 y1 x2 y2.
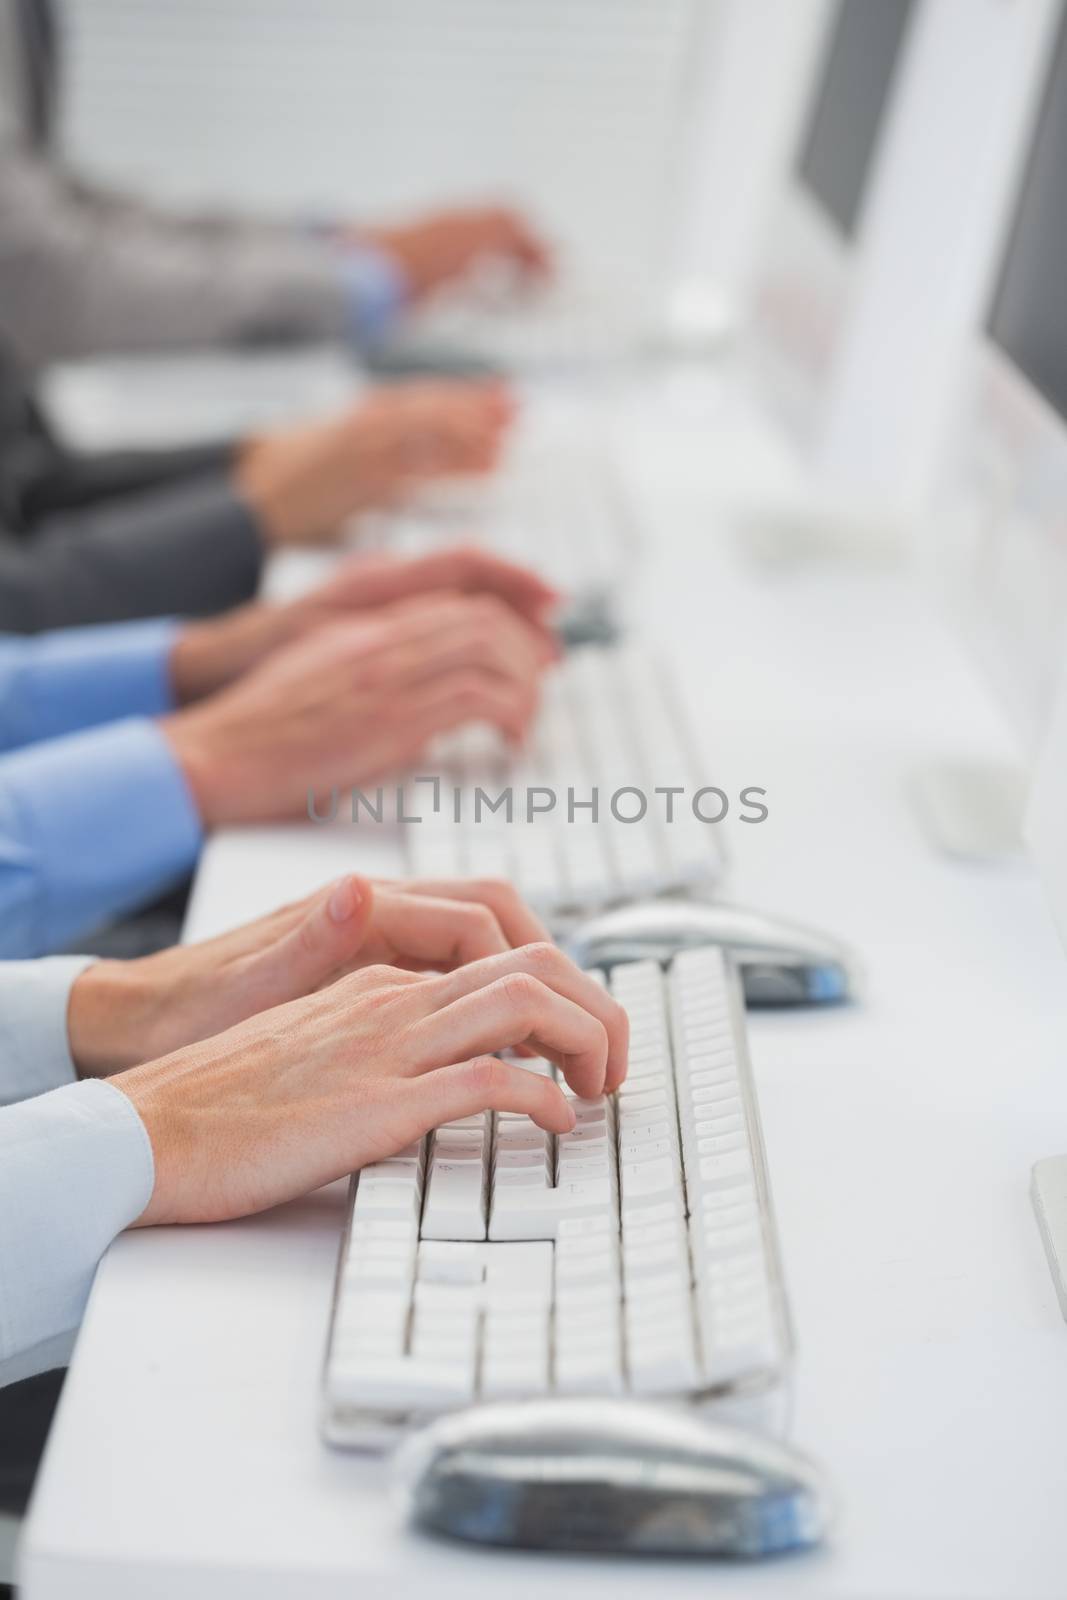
328 877 361 923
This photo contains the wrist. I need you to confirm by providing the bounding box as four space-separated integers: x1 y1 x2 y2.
234 437 313 547
158 706 230 830
169 605 290 703
111 1055 192 1227
68 961 153 1077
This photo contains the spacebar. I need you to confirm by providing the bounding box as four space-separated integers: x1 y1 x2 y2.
330 1357 474 1411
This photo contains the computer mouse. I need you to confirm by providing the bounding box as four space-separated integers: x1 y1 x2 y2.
395 1398 831 1556
565 900 856 1006
554 587 623 650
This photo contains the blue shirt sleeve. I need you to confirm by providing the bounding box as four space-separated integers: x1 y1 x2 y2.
0 718 203 957
338 244 410 347
0 619 179 755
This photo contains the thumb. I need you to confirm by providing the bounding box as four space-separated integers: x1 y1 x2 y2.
246 875 375 1004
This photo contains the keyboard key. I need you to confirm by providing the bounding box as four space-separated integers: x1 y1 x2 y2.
422 1115 490 1240
331 1356 475 1412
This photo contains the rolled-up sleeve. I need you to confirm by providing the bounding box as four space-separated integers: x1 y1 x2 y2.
0 1079 154 1387
0 618 178 753
0 955 95 1106
0 717 203 957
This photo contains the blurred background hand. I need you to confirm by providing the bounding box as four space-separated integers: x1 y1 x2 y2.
358 205 552 299
162 592 554 825
167 545 560 701
235 379 515 545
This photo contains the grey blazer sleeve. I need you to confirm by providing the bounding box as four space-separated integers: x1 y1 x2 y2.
0 473 263 631
0 133 349 368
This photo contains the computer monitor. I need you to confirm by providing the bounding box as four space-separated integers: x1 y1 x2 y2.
915 1 1067 859
933 2 1067 758
1023 637 1067 1319
669 0 836 324
736 0 1061 556
1027 650 1067 953
746 0 919 446
817 0 1064 513
796 0 918 241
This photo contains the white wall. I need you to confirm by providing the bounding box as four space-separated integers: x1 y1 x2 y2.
61 0 704 282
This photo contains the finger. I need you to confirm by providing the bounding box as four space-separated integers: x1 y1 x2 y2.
399 1056 575 1135
429 943 628 1093
398 878 551 948
412 972 610 1099
187 888 317 963
311 546 551 627
397 668 539 746
314 593 547 694
239 876 375 1006
430 403 512 461
362 888 511 969
367 605 548 692
417 546 561 629
494 213 552 275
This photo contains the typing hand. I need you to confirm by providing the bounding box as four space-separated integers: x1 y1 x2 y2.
359 205 552 299
67 875 550 1076
236 379 514 546
113 943 628 1226
168 545 561 702
295 544 560 643
161 592 552 827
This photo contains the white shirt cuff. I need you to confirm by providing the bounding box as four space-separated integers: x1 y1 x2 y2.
0 1079 154 1386
0 955 97 1107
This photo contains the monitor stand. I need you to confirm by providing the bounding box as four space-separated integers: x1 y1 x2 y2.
911 759 1028 863
731 486 909 570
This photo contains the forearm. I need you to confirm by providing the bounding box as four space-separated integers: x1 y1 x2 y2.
15 438 237 527
0 1081 153 1387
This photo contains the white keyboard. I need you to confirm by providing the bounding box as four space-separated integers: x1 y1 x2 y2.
404 646 726 919
396 271 655 377
322 949 791 1449
365 401 640 595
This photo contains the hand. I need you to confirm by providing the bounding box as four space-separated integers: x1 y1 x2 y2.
67 875 550 1075
292 544 561 641
168 545 561 703
236 381 514 545
361 206 551 300
161 593 553 826
114 942 629 1226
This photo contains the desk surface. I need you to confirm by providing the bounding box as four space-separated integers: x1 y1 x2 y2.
20 370 1067 1599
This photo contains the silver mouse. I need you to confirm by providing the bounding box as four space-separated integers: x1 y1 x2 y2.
395 1398 831 1556
565 899 857 1006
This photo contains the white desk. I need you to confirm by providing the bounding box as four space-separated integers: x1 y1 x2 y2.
19 371 1067 1598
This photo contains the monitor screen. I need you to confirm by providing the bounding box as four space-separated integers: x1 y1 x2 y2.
987 6 1067 424
796 0 918 239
